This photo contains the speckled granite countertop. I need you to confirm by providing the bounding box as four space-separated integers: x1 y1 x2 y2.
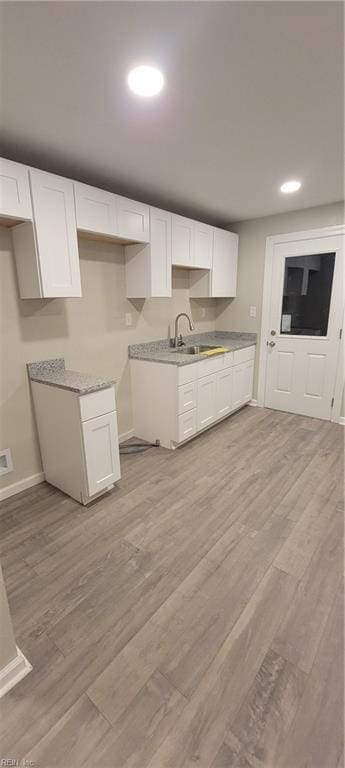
27 358 115 395
129 332 257 366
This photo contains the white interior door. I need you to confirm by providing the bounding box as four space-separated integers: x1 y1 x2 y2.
264 232 344 420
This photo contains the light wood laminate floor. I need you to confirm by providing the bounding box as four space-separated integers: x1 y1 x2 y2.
0 406 343 768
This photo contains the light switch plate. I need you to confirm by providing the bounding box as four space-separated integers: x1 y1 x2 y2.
249 305 257 318
125 312 132 327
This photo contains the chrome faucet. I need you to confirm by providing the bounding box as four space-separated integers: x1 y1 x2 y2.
172 312 195 347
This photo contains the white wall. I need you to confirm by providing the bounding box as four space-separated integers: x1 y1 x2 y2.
216 201 344 408
0 228 216 492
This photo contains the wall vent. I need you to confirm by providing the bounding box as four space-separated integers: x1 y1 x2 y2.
0 448 14 476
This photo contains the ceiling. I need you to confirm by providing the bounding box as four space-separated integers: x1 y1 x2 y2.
0 1 343 226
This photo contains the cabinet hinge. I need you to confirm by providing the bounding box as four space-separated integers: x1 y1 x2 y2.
339 328 343 340
331 397 334 408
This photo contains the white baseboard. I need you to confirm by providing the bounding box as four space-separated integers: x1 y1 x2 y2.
338 416 345 426
0 646 32 699
0 472 45 502
248 399 258 407
119 428 135 443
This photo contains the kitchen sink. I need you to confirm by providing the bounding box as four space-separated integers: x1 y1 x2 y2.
172 344 220 355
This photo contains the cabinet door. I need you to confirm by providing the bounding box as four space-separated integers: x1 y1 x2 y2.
30 169 81 297
150 207 172 297
172 215 194 266
212 229 238 297
194 221 212 269
0 159 32 221
82 411 121 497
242 360 254 403
117 196 149 242
197 373 216 430
232 363 244 410
232 360 254 410
74 182 117 237
215 367 233 419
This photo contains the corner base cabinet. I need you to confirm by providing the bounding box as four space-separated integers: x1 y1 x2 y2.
31 383 121 504
130 345 255 449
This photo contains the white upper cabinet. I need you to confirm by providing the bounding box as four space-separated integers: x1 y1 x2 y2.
193 221 213 269
172 215 194 267
117 196 150 242
0 159 32 221
125 207 172 298
189 228 238 298
172 215 212 269
12 169 81 298
74 182 117 237
150 207 172 296
211 229 238 297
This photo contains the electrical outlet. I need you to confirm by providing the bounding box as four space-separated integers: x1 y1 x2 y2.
249 305 257 318
201 308 206 319
125 312 133 327
0 448 13 476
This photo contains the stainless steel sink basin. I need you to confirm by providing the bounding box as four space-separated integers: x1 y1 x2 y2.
172 344 220 355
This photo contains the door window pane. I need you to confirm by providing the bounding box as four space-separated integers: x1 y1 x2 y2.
280 252 335 336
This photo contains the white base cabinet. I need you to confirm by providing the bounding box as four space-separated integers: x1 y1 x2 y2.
131 345 255 449
31 383 121 504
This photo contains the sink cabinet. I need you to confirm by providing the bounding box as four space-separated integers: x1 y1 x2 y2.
130 345 255 449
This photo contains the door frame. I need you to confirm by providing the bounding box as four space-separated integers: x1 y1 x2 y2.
257 224 345 423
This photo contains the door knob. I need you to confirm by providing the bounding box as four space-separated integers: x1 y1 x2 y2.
270 330 276 336
267 340 276 347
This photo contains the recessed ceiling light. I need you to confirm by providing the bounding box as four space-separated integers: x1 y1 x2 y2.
127 65 164 97
280 180 302 194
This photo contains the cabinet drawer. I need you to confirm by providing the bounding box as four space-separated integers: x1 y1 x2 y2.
178 381 197 414
79 387 116 422
198 355 224 379
177 364 197 386
233 345 255 365
177 409 196 443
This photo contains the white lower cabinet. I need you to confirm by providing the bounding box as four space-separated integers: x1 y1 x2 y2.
178 410 197 442
131 345 255 450
215 366 233 418
197 373 216 430
82 411 120 497
232 360 254 410
31 382 121 504
178 380 197 414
